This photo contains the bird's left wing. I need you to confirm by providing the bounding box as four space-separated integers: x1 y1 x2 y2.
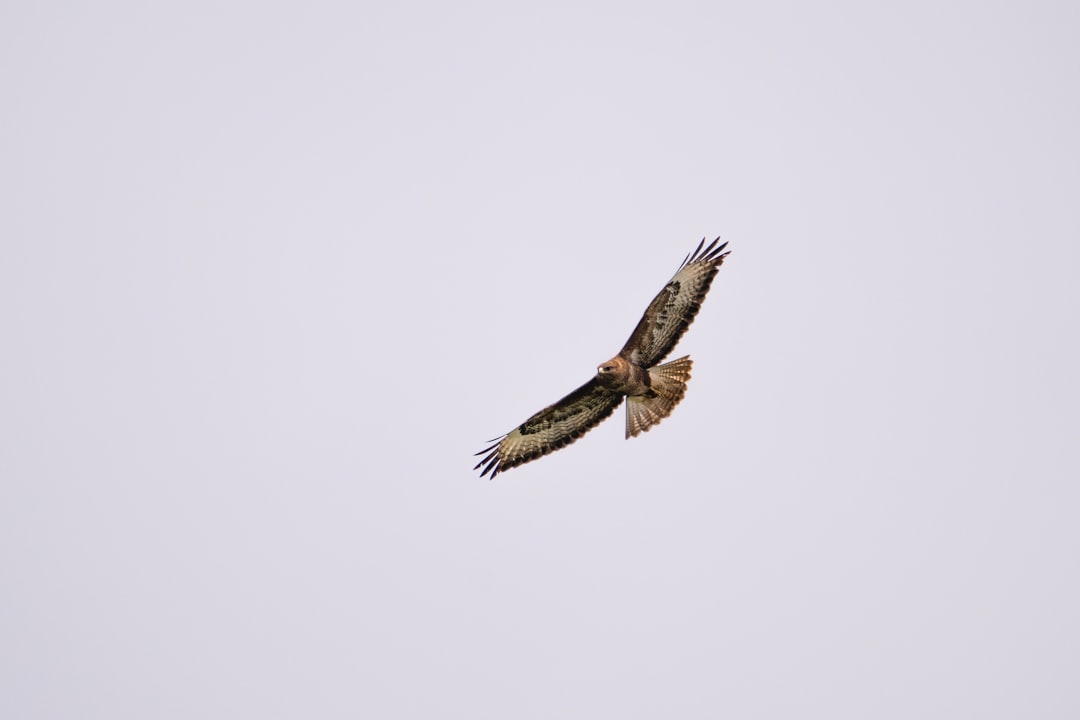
619 237 730 367
474 378 623 479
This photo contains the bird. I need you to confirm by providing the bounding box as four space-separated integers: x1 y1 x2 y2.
474 237 730 479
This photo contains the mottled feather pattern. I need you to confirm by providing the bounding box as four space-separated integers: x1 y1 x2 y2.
474 379 623 479
620 237 729 367
519 381 614 435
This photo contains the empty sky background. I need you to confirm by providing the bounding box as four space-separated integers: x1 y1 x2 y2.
3 1 1078 717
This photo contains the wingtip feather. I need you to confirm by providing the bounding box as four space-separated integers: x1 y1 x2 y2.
687 236 729 266
480 454 500 479
680 237 707 270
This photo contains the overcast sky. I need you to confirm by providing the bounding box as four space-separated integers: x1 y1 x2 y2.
3 1 1078 718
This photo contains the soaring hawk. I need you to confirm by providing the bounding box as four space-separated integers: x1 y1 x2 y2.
475 237 730 478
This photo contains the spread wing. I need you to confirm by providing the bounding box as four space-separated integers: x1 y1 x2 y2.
619 237 730 367
474 378 623 479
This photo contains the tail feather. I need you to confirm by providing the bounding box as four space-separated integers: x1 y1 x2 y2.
625 356 693 438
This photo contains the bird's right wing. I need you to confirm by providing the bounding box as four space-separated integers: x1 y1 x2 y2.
474 378 623 479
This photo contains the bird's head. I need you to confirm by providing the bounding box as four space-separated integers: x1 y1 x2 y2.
596 355 627 387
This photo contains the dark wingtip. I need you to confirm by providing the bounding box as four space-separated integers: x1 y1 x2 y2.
479 453 500 479
681 237 706 269
693 236 729 265
474 438 505 478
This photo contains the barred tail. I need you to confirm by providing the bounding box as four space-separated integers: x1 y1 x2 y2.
625 356 693 438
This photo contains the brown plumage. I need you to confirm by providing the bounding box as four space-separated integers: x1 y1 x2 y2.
474 237 730 479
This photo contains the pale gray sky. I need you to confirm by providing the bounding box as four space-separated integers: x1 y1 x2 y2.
3 1 1078 718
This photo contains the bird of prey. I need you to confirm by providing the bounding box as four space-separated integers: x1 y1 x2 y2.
474 237 730 478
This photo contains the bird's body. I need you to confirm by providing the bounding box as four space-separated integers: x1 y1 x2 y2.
475 237 730 478
596 354 650 396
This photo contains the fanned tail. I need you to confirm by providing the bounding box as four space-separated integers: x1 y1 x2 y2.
625 356 693 438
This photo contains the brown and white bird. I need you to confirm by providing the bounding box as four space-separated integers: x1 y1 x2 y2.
475 237 731 478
